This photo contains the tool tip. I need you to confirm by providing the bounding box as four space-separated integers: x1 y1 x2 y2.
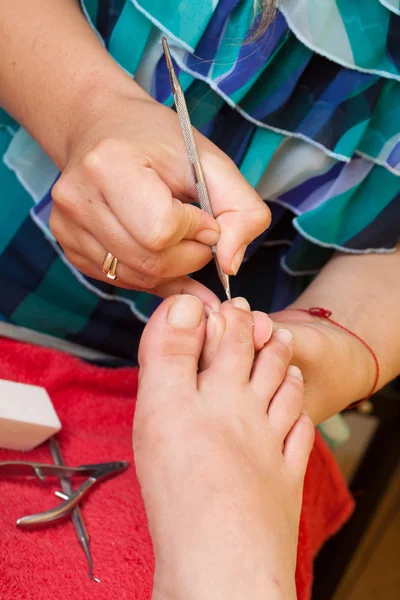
161 37 173 71
89 563 101 583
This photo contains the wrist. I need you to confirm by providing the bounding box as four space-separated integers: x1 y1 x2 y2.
271 306 375 421
60 73 150 169
289 307 376 396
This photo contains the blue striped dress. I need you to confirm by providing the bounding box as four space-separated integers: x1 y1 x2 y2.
0 0 399 364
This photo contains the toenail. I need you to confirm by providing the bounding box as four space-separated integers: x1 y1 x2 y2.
206 312 218 340
287 365 303 380
274 328 293 346
204 303 219 318
231 297 250 311
167 295 204 328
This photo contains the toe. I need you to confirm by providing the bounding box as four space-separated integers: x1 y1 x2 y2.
200 309 272 371
252 311 274 351
138 294 206 392
250 329 293 409
283 414 315 481
267 365 304 439
199 311 226 371
204 297 255 385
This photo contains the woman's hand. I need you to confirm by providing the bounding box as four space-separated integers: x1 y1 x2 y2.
49 87 270 308
269 308 375 424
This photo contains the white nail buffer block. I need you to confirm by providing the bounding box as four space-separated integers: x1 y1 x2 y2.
0 379 61 451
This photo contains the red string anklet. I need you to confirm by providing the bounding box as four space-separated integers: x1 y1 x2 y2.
294 307 379 409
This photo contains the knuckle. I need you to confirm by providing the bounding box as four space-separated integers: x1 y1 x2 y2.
81 138 127 175
64 249 83 270
51 176 89 218
251 201 271 233
129 269 160 291
48 212 62 241
51 177 71 209
138 252 165 279
145 217 176 251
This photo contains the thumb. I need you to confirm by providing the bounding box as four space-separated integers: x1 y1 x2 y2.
93 154 221 252
202 152 271 274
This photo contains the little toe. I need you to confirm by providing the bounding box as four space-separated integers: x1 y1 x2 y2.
250 328 294 410
205 297 255 386
138 294 206 395
283 413 315 481
267 366 304 440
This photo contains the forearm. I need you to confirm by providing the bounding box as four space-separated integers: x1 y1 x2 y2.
0 0 145 168
292 246 400 392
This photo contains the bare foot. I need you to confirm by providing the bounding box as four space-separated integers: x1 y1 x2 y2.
134 296 315 600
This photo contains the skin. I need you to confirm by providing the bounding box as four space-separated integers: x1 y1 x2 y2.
1 3 399 422
135 295 315 600
1 3 400 593
272 247 400 423
0 0 270 307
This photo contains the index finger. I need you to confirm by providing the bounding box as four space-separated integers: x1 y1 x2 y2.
200 150 271 273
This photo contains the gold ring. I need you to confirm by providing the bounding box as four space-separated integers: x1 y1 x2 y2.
102 252 119 280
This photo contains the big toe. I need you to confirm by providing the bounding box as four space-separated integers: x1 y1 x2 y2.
138 294 206 395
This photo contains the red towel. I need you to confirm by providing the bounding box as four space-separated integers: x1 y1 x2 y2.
0 337 354 599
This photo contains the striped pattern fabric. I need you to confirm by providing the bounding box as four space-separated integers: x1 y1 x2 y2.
0 0 399 362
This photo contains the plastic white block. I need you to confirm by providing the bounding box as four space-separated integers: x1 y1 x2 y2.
0 379 62 451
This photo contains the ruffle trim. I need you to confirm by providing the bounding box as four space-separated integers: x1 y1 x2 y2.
279 0 400 81
378 0 400 16
168 47 400 176
131 0 400 80
122 1 400 176
259 198 399 279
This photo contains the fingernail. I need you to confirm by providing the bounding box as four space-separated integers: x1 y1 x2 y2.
196 229 220 245
274 328 293 346
231 244 246 275
287 365 303 380
231 297 250 311
167 295 204 328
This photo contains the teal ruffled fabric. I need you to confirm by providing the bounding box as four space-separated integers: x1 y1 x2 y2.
0 0 398 367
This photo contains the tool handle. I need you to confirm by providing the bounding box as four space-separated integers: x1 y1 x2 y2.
16 477 96 529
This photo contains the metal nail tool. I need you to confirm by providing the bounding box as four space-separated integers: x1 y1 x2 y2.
48 439 101 583
0 458 128 528
162 37 231 301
